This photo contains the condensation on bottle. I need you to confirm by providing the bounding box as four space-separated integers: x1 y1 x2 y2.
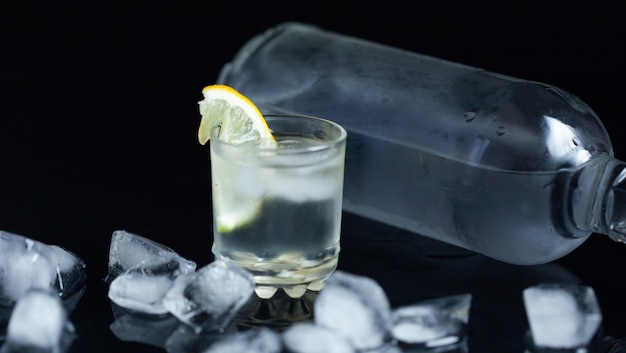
217 22 626 265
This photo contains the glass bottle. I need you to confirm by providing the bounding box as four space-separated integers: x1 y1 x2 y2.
217 22 626 265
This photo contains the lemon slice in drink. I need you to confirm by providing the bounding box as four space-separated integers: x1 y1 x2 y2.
198 84 276 146
198 84 275 233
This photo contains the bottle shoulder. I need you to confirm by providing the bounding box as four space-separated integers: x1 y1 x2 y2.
321 80 613 174
440 80 613 172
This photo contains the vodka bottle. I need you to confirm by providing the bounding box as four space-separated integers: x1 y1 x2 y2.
217 22 626 265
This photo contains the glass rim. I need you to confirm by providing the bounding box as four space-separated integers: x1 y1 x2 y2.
210 113 347 154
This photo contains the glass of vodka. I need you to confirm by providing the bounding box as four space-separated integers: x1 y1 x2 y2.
210 114 347 300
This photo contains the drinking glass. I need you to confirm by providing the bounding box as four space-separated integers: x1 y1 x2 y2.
210 114 347 300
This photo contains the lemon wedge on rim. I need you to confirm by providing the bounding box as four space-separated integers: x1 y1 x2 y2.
198 84 276 146
198 84 276 233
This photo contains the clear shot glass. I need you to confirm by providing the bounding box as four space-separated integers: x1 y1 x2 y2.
209 114 347 300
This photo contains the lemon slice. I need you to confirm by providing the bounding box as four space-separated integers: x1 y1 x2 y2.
199 85 275 233
198 84 276 146
215 198 262 233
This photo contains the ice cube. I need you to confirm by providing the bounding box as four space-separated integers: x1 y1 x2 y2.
314 270 391 351
107 230 196 280
164 324 238 353
235 165 266 199
390 294 472 348
201 327 282 353
47 245 87 301
268 171 339 202
0 230 86 306
0 242 55 306
162 259 255 333
523 283 602 349
365 343 406 353
109 311 179 348
282 322 355 353
1 289 74 353
108 267 181 315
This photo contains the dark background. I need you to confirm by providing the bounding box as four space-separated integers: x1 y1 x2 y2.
2 1 625 352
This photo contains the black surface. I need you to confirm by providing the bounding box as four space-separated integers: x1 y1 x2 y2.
2 2 625 352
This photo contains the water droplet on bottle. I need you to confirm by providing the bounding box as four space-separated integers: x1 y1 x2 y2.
464 112 476 122
496 126 506 136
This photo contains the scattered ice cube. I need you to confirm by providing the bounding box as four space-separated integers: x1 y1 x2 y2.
107 230 196 280
164 324 238 353
314 270 391 351
162 259 255 333
1 289 74 353
282 322 354 353
201 327 282 353
365 343 406 353
109 311 179 348
47 245 87 301
108 268 180 315
0 230 86 306
390 293 471 347
0 242 55 306
523 283 602 349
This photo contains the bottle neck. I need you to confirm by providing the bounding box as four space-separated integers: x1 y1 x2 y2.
578 154 626 242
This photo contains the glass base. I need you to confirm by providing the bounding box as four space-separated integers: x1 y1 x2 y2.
234 289 319 330
253 277 328 299
214 249 338 299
